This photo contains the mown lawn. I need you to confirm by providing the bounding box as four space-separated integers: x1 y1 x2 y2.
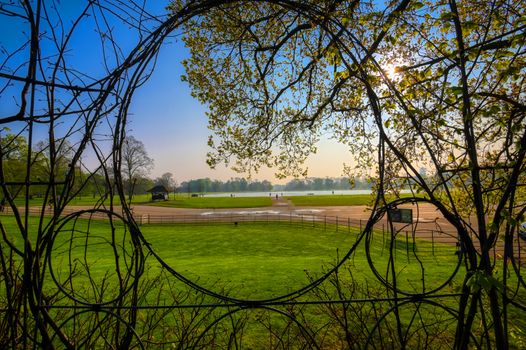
1 214 461 300
3 214 525 348
12 192 417 209
145 196 272 209
12 193 273 208
286 193 413 206
286 194 375 206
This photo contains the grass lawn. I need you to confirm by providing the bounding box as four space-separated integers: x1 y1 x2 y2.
1 214 462 300
286 194 375 206
3 214 525 347
12 193 152 207
13 193 273 208
286 193 414 206
144 195 272 209
12 192 415 209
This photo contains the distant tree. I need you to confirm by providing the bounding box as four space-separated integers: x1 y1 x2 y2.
134 176 155 196
33 139 78 205
178 177 273 193
0 132 29 200
324 178 335 190
312 178 324 190
155 172 176 192
34 139 75 180
120 135 154 202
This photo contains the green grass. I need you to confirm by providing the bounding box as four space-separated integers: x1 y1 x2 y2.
286 194 375 206
286 193 414 206
144 196 272 209
1 214 461 300
3 214 524 347
12 193 152 207
140 222 364 298
12 193 273 208
12 192 412 209
142 222 462 299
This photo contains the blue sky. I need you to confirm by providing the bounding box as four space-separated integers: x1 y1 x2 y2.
0 1 352 184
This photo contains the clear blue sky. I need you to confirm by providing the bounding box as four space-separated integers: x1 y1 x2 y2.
0 1 353 185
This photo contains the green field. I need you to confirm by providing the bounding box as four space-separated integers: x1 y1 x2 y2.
3 214 525 348
286 194 374 206
13 193 274 208
144 195 273 209
285 193 414 206
11 192 416 209
1 214 461 300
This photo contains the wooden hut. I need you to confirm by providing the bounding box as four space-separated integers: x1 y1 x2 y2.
147 185 169 201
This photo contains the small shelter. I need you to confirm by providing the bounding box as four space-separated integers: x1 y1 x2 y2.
147 185 169 201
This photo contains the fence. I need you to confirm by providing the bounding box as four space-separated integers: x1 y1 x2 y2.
4 207 524 261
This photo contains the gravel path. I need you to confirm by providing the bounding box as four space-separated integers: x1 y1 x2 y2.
62 201 455 233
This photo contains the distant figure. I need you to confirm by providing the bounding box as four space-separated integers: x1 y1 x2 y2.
332 190 334 194
269 193 272 197
275 194 278 199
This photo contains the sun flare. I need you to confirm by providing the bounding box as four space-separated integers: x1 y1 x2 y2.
384 62 399 80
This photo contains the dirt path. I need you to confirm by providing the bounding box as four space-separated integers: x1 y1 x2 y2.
62 201 453 232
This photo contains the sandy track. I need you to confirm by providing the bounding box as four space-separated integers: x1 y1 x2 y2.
61 201 456 233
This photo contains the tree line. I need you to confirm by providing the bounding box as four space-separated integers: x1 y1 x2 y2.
177 176 369 193
1 132 158 201
2 132 368 199
277 177 370 192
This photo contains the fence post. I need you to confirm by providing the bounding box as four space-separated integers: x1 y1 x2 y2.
336 217 338 232
432 230 435 256
518 235 521 264
406 230 410 262
381 224 385 255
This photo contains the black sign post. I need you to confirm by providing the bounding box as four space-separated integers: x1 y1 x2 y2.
387 208 413 224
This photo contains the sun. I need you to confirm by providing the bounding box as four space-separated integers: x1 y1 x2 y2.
383 62 399 81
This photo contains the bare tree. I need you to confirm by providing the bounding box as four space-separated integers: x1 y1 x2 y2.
119 135 154 202
155 171 176 191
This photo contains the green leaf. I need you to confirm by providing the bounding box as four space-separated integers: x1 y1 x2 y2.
440 12 454 22
463 21 477 35
411 1 425 10
448 86 464 95
467 271 504 293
